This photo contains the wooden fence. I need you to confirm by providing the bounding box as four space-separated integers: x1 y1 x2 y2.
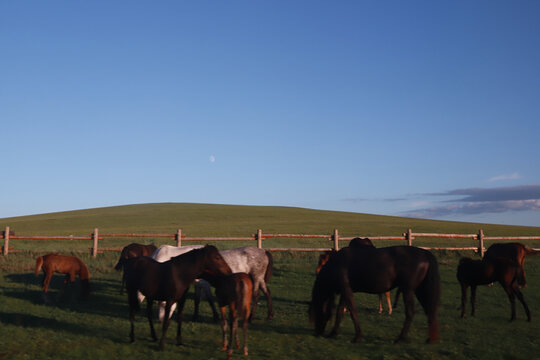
2 226 540 257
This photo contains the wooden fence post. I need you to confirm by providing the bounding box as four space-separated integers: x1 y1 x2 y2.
406 228 413 246
92 228 99 258
257 229 263 248
478 229 484 257
176 229 182 247
3 226 10 256
333 229 339 251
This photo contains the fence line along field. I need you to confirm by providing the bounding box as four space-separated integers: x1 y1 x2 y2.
0 203 539 359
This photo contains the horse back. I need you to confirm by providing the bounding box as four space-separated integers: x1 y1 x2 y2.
345 246 434 293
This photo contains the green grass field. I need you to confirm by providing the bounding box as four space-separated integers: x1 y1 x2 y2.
1 203 539 359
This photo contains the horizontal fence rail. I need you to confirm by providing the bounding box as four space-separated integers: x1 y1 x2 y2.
1 225 540 257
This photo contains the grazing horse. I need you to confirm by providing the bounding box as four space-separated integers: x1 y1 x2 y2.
310 245 440 344
203 272 253 359
457 257 531 321
161 246 274 322
483 242 537 287
124 245 232 350
114 243 157 294
34 254 90 302
148 244 218 321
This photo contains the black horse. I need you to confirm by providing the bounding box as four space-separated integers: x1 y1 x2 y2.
124 245 232 350
310 244 440 344
457 257 531 321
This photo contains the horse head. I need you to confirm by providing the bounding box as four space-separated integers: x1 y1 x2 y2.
202 245 233 276
316 250 336 275
310 267 336 336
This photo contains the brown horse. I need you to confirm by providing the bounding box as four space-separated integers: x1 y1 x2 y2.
203 272 253 359
34 254 90 302
483 242 537 287
457 257 531 321
115 243 157 294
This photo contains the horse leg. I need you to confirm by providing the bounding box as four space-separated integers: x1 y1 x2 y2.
378 294 383 314
220 306 229 351
175 291 188 346
393 288 401 310
228 305 238 359
459 282 468 318
512 283 531 322
338 276 362 343
259 281 273 320
385 292 392 314
146 300 158 341
328 294 346 338
204 286 220 323
501 283 517 321
42 270 54 304
159 301 172 350
395 290 415 344
193 284 202 322
129 302 137 343
470 285 477 317
249 286 259 322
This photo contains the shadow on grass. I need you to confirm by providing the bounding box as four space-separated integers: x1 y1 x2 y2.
0 311 95 334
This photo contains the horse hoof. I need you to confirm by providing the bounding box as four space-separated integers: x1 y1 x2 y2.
351 336 362 343
394 338 407 345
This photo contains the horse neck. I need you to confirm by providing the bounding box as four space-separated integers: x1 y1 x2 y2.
171 250 205 280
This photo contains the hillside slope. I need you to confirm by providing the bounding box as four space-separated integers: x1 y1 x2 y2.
0 202 538 237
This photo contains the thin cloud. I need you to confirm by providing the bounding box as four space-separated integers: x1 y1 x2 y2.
402 184 540 218
488 172 521 182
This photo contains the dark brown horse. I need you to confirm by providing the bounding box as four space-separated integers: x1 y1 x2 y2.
457 257 531 321
310 245 440 344
483 242 537 287
124 245 232 350
203 272 254 359
114 243 157 294
34 254 90 302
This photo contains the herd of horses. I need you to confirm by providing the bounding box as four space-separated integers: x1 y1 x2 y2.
33 239 537 356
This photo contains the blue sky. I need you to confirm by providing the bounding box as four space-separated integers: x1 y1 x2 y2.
1 1 539 226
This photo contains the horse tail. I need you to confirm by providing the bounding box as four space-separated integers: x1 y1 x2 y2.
77 259 91 298
264 251 273 283
34 256 44 276
78 259 91 281
415 251 440 343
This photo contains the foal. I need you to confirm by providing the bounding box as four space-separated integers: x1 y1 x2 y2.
203 272 253 359
34 254 90 302
457 257 531 321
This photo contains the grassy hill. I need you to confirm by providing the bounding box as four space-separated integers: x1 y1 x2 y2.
0 202 538 237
